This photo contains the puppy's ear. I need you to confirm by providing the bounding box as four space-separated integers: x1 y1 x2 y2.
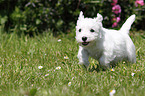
78 11 84 20
96 13 103 22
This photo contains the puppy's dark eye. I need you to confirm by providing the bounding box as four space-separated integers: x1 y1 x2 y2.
79 29 81 32
90 29 95 32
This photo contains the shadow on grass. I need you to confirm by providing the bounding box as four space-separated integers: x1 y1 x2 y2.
79 61 133 73
88 64 106 72
88 61 131 72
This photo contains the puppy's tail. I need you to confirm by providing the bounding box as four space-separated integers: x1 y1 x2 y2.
120 14 135 34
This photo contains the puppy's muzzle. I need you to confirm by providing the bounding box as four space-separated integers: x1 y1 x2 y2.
82 36 87 41
82 36 89 46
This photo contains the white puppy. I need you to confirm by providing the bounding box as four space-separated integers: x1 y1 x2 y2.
76 11 136 68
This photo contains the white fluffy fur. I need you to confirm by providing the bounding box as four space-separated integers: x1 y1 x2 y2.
76 11 136 68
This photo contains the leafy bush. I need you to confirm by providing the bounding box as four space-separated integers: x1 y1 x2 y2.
0 0 145 35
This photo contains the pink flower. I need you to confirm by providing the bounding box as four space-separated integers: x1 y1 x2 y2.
135 0 144 7
116 17 121 23
112 17 120 22
112 5 121 14
112 17 116 21
112 22 118 27
111 0 118 6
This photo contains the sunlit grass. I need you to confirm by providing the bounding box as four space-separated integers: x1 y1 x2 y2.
0 30 145 96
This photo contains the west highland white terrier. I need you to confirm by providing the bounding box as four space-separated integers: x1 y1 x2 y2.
76 11 136 68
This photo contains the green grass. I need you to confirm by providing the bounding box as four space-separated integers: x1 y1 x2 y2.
0 30 145 96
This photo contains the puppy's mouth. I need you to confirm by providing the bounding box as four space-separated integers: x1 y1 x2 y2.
82 42 89 46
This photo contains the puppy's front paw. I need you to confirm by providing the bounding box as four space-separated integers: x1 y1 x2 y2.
79 61 89 67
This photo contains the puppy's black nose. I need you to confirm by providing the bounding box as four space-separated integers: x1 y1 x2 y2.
82 36 87 41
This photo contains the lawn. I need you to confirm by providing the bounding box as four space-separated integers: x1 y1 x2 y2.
0 30 145 96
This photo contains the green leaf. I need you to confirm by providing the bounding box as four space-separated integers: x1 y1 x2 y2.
0 16 8 24
36 19 41 25
30 88 37 96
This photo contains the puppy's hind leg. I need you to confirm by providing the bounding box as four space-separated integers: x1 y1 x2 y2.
126 40 136 63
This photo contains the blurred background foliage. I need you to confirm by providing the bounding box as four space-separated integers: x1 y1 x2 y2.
0 0 145 36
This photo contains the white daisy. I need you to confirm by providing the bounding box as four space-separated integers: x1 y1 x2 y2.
110 68 115 71
45 74 49 76
64 56 69 59
56 66 61 70
109 89 116 96
38 66 43 69
68 82 71 86
131 73 135 76
58 39 61 42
